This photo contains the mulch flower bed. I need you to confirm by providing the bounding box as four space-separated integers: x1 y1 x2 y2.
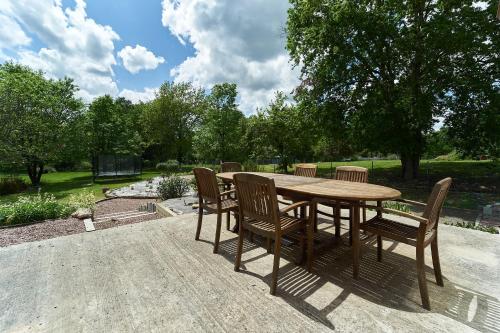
0 198 160 247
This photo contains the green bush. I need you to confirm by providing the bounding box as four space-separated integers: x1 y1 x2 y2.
0 194 73 225
156 160 180 175
66 190 96 210
243 160 260 172
157 176 190 200
444 221 499 234
0 177 27 195
382 201 411 213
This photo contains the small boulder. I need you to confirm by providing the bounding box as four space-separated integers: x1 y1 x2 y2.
71 208 92 219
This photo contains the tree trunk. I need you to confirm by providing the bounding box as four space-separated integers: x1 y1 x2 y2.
27 161 44 187
401 154 420 180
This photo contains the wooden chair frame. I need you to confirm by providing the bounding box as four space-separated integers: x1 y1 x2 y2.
359 177 452 310
317 166 369 242
233 173 314 295
193 168 239 253
279 163 317 216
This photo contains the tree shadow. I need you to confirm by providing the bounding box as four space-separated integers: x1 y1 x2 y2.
215 224 500 332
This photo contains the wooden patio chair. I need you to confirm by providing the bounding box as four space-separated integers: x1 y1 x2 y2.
317 166 369 242
233 173 314 295
279 163 317 217
220 161 242 173
359 177 452 310
193 168 239 253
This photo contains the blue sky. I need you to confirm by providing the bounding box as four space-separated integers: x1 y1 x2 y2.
80 0 194 92
0 0 298 113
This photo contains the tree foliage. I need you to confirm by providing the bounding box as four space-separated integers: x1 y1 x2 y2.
287 0 500 178
142 82 207 163
193 83 246 162
0 62 83 185
85 95 144 158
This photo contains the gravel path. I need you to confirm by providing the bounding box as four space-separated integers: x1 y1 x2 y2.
0 198 160 247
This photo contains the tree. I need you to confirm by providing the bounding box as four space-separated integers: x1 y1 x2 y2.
142 82 207 163
287 0 499 179
261 92 307 173
193 83 245 162
0 62 83 186
86 95 144 159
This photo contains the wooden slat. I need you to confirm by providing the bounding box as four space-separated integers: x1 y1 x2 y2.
217 172 401 201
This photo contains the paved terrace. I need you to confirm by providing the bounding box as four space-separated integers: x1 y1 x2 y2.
1 212 499 332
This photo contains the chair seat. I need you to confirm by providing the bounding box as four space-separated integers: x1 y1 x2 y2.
204 198 238 212
360 216 423 246
243 214 306 236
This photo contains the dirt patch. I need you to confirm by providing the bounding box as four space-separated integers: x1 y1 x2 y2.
0 198 160 247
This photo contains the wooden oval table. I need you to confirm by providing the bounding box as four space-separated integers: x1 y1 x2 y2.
217 172 401 279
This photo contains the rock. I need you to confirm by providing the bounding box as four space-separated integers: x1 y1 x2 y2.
71 208 92 219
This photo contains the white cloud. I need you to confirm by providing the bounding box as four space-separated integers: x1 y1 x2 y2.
0 0 120 100
119 87 157 103
161 0 300 114
118 44 165 74
0 13 31 49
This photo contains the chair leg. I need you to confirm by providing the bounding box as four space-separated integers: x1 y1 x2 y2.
213 212 222 254
431 238 444 287
307 207 315 272
270 236 282 295
293 208 298 218
249 231 254 243
195 205 203 240
234 225 245 271
334 205 340 237
226 211 230 231
349 207 353 246
416 246 431 310
266 237 273 253
362 206 366 222
377 235 382 262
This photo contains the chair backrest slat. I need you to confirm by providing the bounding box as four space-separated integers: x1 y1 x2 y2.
335 166 368 183
221 162 242 173
193 168 220 203
423 177 452 231
294 163 317 178
234 173 279 226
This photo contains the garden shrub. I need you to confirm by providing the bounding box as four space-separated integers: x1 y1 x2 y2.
444 221 499 234
66 190 96 210
382 201 411 213
243 160 260 172
0 177 27 195
156 160 180 175
0 194 72 225
157 176 190 200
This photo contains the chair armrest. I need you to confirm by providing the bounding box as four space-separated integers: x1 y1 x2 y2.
393 198 427 207
280 201 309 214
219 189 236 197
360 203 429 224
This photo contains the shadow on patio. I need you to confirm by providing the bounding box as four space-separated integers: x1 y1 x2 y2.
215 221 500 333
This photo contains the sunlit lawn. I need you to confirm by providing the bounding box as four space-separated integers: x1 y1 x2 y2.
1 160 498 210
0 171 162 203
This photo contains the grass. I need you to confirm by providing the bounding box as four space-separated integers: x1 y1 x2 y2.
262 159 499 210
0 171 161 204
1 159 498 210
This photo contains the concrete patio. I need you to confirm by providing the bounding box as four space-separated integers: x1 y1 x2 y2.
1 211 499 332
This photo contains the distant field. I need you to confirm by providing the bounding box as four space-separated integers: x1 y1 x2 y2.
1 160 498 210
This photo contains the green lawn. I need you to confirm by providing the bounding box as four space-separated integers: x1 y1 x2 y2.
0 171 161 203
1 159 498 210
262 159 499 210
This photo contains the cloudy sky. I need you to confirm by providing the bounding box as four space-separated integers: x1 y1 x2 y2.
0 0 299 114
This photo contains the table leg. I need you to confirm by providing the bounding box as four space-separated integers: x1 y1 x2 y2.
377 200 382 217
352 201 360 279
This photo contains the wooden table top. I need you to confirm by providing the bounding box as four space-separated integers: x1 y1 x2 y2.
217 172 401 202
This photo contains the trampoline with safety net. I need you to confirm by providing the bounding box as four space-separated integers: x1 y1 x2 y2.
92 154 142 180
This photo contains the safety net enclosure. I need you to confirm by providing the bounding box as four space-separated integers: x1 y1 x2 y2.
93 154 141 179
